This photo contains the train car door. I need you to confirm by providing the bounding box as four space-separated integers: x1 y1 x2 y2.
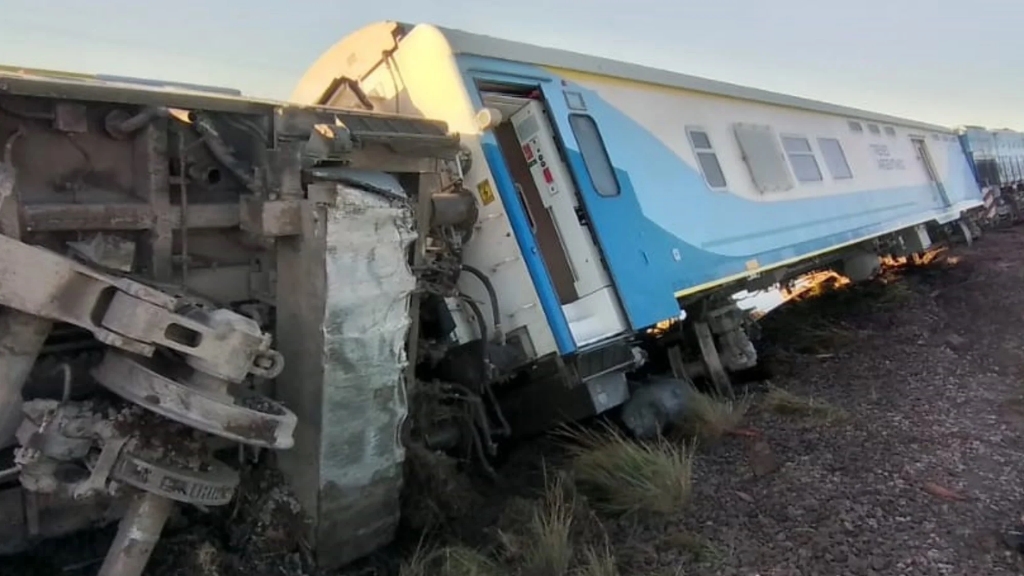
911 137 951 208
503 99 629 347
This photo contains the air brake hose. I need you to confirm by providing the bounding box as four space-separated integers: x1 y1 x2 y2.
459 293 490 388
459 264 502 343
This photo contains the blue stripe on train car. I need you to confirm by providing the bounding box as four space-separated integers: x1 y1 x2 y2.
460 56 981 332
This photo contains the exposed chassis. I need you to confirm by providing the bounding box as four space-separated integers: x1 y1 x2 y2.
0 70 462 574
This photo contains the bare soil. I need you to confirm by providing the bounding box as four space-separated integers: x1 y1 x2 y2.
8 224 1024 576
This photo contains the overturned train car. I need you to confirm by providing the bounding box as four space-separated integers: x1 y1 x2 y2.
0 68 467 575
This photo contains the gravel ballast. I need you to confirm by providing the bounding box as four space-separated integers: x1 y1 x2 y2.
605 227 1024 576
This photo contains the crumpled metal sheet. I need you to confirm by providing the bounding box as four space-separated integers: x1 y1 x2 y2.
306 167 408 200
315 181 417 563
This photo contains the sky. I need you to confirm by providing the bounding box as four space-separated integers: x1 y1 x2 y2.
3 0 1023 131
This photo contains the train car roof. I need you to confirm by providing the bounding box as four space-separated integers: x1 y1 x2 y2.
403 22 952 134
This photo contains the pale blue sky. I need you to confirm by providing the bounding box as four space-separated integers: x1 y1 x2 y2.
3 0 1022 130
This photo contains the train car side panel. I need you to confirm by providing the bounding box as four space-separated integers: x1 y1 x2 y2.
454 55 982 330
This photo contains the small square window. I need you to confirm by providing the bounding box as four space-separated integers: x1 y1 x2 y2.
686 128 727 189
817 137 853 180
781 135 823 183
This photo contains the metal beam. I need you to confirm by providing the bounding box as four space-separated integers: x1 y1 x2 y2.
22 203 240 232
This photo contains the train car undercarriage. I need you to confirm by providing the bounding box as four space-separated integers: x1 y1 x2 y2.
0 71 465 576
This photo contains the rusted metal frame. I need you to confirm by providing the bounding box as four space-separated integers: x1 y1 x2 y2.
22 202 240 232
343 146 451 174
132 118 172 280
0 162 54 451
272 107 450 140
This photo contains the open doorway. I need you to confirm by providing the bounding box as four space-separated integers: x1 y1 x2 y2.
479 87 630 347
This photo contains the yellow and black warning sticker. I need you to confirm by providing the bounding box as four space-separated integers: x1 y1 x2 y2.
477 178 496 206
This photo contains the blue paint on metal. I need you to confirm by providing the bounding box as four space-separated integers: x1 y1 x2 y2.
457 55 983 331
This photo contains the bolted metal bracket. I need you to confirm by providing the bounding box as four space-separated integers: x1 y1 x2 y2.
239 195 302 237
72 435 129 500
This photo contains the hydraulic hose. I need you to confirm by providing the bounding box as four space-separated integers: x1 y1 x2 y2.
459 264 502 343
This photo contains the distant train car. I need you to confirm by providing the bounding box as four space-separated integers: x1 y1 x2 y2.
958 126 1024 188
294 22 984 437
956 125 1024 222
957 126 1000 187
993 129 1024 186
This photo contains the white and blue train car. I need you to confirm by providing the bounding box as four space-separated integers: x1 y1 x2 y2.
293 22 983 435
957 126 1024 223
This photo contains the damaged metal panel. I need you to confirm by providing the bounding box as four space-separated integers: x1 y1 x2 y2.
272 180 418 570
318 183 417 566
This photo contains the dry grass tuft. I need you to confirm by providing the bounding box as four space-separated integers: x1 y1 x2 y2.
576 544 620 576
400 544 503 576
559 423 693 516
762 387 847 423
682 388 753 440
520 471 576 576
497 470 576 576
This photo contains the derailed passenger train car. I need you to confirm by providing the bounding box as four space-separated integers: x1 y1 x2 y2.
294 21 984 441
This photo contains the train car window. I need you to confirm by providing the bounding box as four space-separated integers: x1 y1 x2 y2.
568 114 621 197
781 136 824 183
884 127 896 137
685 127 727 189
867 124 881 135
848 121 863 133
817 138 853 180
